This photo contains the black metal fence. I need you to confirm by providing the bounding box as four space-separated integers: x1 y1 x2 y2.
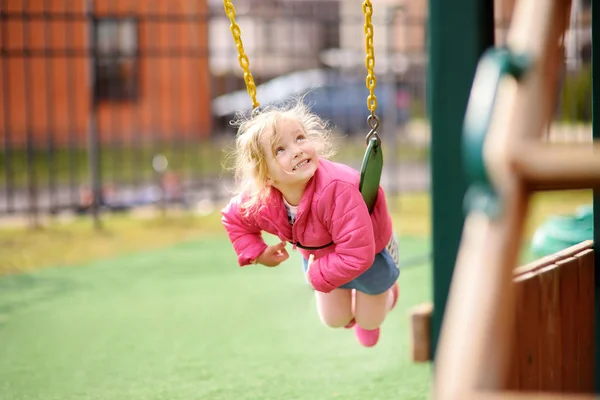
0 0 591 227
1 2 222 228
0 1 428 227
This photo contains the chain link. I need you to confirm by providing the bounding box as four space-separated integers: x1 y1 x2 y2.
362 0 377 115
223 0 260 110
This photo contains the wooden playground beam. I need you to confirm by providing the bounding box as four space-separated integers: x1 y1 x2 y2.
513 143 600 190
512 240 593 275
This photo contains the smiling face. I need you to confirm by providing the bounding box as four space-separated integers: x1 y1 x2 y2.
262 117 318 196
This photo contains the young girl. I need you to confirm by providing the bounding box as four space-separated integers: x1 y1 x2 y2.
221 100 400 347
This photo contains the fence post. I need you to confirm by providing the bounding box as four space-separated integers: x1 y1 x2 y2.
89 11 102 230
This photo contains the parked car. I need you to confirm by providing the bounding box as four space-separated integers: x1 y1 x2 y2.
212 69 410 135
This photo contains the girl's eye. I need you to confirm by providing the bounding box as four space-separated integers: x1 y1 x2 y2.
297 135 306 142
275 147 285 155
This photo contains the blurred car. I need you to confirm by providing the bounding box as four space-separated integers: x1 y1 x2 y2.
212 68 410 134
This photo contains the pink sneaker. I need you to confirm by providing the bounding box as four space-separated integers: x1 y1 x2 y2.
354 325 380 347
353 283 400 348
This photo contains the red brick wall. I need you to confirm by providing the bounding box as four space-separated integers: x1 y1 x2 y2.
0 0 212 148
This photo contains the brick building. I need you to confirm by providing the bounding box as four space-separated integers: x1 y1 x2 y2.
0 0 212 147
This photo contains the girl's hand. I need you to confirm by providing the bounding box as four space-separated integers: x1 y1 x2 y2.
255 241 289 267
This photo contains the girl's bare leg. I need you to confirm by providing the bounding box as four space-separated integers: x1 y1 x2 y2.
314 288 354 328
354 287 397 330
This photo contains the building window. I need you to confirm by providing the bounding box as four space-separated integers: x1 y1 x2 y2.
94 18 139 102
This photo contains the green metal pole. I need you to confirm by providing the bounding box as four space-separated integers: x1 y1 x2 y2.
428 0 495 361
593 0 600 392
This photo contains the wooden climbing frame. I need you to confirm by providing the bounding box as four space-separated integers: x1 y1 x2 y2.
430 0 600 398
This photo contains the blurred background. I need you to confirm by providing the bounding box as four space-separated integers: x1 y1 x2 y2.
0 0 592 226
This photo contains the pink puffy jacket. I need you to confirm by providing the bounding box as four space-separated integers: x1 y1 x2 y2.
221 158 393 293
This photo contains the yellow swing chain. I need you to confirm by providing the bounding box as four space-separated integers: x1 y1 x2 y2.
223 0 260 111
224 0 377 121
362 0 380 138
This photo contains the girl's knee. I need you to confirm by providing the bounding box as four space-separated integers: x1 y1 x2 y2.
315 289 353 328
319 313 354 328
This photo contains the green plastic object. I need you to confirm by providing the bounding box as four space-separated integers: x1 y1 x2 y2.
530 204 594 257
462 47 530 217
359 136 383 214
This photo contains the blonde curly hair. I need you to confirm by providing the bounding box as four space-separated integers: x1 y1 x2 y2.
224 99 337 216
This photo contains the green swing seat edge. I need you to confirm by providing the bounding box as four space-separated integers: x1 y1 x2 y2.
359 136 383 214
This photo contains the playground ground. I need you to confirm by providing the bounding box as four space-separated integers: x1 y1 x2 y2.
0 190 592 400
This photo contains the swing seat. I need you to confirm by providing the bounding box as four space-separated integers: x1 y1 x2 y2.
359 136 383 214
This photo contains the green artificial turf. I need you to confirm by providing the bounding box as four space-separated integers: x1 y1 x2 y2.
0 235 432 400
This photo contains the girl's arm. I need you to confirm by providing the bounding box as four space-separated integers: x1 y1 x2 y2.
221 196 269 266
306 181 377 292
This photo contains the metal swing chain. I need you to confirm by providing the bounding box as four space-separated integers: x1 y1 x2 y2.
362 0 381 145
223 0 260 111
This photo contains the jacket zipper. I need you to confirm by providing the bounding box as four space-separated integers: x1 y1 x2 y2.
291 208 298 251
291 218 297 251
